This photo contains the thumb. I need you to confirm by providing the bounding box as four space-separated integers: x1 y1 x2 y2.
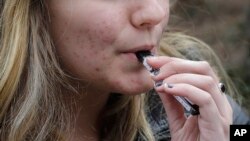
158 91 186 132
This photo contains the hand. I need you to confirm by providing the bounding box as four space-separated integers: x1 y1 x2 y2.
147 56 232 141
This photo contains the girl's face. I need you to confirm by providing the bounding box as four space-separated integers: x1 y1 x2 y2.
47 0 169 95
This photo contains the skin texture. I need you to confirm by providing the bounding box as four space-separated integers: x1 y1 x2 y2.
48 0 169 95
47 0 232 140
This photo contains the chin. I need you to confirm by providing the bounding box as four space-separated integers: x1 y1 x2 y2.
126 89 152 95
113 83 154 95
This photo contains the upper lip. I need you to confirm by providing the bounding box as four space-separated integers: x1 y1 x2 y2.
121 45 155 53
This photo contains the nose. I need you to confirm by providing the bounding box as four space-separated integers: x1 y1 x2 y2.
131 0 168 29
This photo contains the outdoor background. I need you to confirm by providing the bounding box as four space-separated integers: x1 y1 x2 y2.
169 0 250 113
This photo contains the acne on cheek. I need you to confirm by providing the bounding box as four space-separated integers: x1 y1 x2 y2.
94 8 126 43
81 51 108 73
95 20 116 44
130 78 142 86
95 68 100 72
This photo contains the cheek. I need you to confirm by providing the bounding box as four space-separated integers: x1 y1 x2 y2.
63 50 107 80
93 20 117 44
77 9 125 46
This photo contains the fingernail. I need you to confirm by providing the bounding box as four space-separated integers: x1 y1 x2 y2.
164 83 173 88
154 80 163 87
152 68 160 76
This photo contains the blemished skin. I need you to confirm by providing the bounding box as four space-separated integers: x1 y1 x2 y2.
47 0 232 141
48 0 169 95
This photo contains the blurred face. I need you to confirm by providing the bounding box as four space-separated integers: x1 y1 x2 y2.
47 0 169 95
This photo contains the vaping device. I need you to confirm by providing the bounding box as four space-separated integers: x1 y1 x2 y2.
135 51 200 115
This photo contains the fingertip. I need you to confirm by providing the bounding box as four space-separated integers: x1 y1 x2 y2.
146 56 158 64
154 84 164 92
165 83 174 89
154 82 174 93
147 56 173 67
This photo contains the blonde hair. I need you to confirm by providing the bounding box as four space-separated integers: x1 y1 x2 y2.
0 1 240 141
0 0 70 140
0 1 154 141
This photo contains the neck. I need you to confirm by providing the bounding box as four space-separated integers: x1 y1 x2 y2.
63 85 110 141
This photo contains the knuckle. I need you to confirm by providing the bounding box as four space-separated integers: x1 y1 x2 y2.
163 61 179 75
205 76 216 89
202 94 213 105
201 61 210 68
199 61 211 73
168 61 178 69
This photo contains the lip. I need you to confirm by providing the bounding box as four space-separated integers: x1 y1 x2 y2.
120 45 157 62
121 45 156 54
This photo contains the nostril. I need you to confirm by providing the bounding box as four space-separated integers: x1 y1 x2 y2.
139 22 152 28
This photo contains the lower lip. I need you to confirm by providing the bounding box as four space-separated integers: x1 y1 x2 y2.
121 53 138 61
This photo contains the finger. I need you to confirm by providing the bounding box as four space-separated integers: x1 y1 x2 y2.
183 116 199 140
171 116 199 141
158 91 187 133
156 83 222 124
148 57 219 83
146 56 174 68
159 73 229 117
